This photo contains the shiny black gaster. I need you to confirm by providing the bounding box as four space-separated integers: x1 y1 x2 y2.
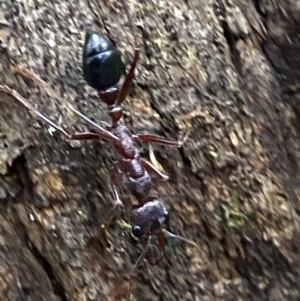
83 30 125 91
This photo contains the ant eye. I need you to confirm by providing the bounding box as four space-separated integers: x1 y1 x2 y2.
164 210 169 223
132 225 143 238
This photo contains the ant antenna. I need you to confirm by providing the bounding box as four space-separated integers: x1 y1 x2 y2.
162 229 200 249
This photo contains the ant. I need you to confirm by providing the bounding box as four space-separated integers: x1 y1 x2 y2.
0 0 201 298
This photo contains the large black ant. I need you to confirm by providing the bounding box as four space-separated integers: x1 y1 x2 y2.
0 0 200 298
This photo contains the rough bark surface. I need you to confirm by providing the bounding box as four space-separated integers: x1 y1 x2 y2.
0 0 300 300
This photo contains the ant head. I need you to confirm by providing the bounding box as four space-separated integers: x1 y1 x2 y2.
83 30 125 91
131 199 199 267
131 198 169 238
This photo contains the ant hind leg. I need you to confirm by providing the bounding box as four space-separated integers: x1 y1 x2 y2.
11 66 119 142
0 85 101 141
86 163 123 253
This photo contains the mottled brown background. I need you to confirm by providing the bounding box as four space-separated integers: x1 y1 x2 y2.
0 0 300 300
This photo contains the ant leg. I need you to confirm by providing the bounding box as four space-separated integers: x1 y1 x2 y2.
140 158 169 181
105 163 124 226
117 0 140 106
155 230 166 264
11 67 119 142
116 46 139 105
142 231 166 266
0 85 101 141
86 163 123 251
132 133 180 147
127 233 165 300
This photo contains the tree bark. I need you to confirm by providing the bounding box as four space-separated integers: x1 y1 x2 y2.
0 0 300 300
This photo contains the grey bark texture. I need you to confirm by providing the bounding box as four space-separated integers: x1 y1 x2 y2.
0 0 299 300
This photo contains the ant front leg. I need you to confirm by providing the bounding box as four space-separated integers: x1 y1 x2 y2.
86 163 123 252
127 233 165 301
0 85 102 141
126 235 153 301
154 230 166 264
138 232 165 266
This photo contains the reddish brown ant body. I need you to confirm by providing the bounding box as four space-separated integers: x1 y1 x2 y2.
0 0 200 295
81 26 183 264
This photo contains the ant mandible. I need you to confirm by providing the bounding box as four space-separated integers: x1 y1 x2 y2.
0 0 201 298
